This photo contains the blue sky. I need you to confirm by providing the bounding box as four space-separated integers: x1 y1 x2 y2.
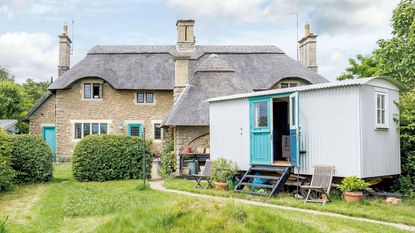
0 0 399 82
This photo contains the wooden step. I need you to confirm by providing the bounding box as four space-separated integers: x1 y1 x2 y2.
250 166 287 173
235 190 268 196
245 175 281 180
239 182 274 189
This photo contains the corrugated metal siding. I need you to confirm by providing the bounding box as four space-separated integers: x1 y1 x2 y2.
209 98 251 170
298 86 361 177
360 85 401 177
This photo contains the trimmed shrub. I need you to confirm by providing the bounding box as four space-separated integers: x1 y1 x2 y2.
11 134 53 183
212 158 239 183
0 129 14 192
72 135 153 182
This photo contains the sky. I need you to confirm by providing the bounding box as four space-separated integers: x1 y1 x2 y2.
0 0 399 83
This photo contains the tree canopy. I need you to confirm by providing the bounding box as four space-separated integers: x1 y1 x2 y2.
338 0 415 89
0 70 50 133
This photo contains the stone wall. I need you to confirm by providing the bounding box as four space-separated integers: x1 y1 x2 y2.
174 126 210 172
29 95 57 135
30 78 173 157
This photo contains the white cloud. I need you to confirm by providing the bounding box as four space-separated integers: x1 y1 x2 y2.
0 32 58 82
167 0 398 80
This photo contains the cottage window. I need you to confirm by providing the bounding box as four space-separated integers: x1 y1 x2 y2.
91 123 99 134
137 93 145 103
375 91 388 128
83 123 91 137
75 122 108 139
146 92 154 103
154 123 162 140
100 123 108 134
137 92 154 104
84 83 102 99
254 101 268 128
74 123 82 139
281 82 298 89
84 84 91 99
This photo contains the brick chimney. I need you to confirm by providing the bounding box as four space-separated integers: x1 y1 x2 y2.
58 23 72 77
176 19 195 52
298 23 318 72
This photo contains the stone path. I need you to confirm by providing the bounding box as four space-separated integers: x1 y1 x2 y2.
150 180 415 232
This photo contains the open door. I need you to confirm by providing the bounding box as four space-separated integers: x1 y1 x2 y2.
289 92 300 167
250 97 272 165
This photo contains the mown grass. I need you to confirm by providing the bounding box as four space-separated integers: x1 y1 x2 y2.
164 178 415 226
0 163 412 232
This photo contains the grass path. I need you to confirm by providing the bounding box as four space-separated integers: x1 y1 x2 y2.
0 163 413 233
164 178 415 226
152 180 415 232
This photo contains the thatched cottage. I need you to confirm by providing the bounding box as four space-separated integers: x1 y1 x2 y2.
27 20 328 166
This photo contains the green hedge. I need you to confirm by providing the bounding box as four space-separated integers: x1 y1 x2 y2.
0 129 14 192
72 135 153 182
11 134 53 183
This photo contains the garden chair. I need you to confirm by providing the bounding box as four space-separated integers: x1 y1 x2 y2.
301 165 335 205
192 160 213 189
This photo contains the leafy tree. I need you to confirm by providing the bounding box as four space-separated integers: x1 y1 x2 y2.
338 54 381 80
0 80 25 120
0 67 14 82
338 0 415 88
22 78 50 106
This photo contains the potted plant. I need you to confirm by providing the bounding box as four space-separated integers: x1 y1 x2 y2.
338 176 369 202
212 158 238 190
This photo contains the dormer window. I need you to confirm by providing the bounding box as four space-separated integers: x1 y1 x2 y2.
280 82 298 88
84 83 102 99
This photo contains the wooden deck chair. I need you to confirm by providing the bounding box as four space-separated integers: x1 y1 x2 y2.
192 160 213 189
301 165 335 205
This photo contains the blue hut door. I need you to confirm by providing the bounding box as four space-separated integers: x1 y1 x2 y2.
250 97 272 165
42 126 56 156
289 92 300 167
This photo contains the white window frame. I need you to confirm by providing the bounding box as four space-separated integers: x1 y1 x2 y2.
375 90 389 129
71 120 111 142
280 82 299 89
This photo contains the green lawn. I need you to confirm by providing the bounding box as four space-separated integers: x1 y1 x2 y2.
164 179 415 226
0 163 411 233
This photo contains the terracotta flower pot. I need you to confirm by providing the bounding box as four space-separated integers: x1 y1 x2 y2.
182 146 192 154
344 191 364 202
215 182 227 190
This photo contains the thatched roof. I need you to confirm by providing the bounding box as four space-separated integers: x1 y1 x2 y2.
48 45 328 90
162 55 253 126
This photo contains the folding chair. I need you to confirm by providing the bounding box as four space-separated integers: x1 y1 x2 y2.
301 165 335 205
192 160 214 189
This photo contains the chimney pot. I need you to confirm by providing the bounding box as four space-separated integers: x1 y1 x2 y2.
304 24 310 36
176 19 195 52
58 23 72 77
298 23 318 72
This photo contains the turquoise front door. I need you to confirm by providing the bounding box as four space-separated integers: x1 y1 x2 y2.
289 92 300 167
128 123 142 137
42 126 56 156
250 97 272 165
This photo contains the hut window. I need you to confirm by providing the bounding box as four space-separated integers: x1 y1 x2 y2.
254 101 268 128
375 91 388 128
